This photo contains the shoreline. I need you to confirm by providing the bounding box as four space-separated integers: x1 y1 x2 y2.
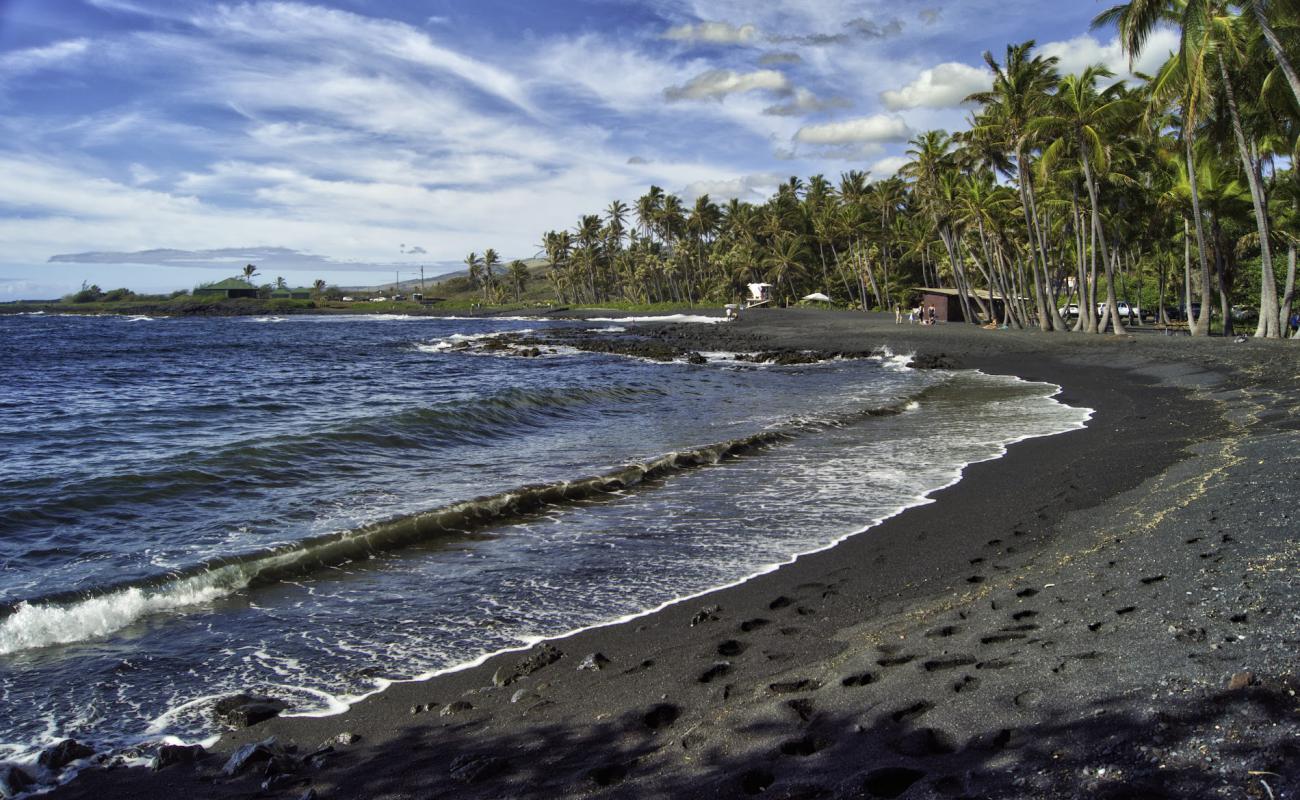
39 310 1300 799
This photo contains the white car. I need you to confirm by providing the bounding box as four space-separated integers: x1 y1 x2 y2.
1097 301 1138 322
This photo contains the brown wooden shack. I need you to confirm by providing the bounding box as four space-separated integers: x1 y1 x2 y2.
916 287 1017 323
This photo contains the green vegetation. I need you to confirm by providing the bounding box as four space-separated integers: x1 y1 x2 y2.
461 3 1296 338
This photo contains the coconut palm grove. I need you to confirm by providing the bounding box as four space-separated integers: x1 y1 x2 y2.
502 2 1299 339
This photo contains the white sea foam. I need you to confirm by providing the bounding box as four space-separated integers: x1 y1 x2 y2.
585 314 724 324
0 570 252 655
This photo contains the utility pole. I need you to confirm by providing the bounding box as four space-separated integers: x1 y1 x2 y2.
394 270 399 294
420 266 425 293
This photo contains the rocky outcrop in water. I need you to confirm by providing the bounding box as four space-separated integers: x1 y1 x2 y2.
38 739 95 771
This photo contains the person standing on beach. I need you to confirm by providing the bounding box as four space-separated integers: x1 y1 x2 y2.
894 305 903 324
927 304 936 325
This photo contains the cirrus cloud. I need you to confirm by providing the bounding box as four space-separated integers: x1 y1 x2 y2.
664 69 791 101
663 20 759 45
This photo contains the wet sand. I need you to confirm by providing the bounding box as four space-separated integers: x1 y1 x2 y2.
43 310 1300 800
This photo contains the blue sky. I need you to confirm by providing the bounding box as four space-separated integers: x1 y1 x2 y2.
0 0 1179 298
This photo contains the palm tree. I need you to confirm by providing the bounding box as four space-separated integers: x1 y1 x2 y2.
464 252 483 300
1097 0 1283 335
507 260 529 301
764 235 808 304
1031 67 1138 333
482 248 501 301
242 264 259 283
968 40 1067 331
313 279 326 295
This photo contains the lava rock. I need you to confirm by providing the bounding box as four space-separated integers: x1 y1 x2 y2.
577 653 611 671
0 766 34 799
690 605 722 626
212 694 288 728
38 739 95 771
221 737 287 777
151 743 205 771
440 701 474 717
1227 671 1256 690
908 353 958 370
685 352 707 365
491 644 563 686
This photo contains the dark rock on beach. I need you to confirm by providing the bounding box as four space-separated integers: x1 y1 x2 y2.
211 694 287 728
0 766 34 799
150 744 204 771
491 643 563 686
38 739 95 771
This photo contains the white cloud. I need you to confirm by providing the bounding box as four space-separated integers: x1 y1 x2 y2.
663 21 759 45
869 155 909 178
0 39 90 75
681 172 783 202
664 69 791 101
880 62 992 110
794 114 912 145
1040 28 1180 82
199 3 537 115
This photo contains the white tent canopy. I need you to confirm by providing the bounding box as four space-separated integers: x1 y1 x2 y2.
801 292 831 302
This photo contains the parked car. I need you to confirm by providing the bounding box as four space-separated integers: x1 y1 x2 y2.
1096 301 1138 322
1058 303 1081 319
1230 305 1258 322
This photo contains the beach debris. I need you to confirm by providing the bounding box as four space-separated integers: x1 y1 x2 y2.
690 605 722 626
491 643 564 687
151 743 205 771
332 732 360 746
37 738 95 771
448 753 509 784
212 693 288 728
0 765 34 799
440 701 474 717
577 652 611 671
1227 671 1256 690
221 736 291 777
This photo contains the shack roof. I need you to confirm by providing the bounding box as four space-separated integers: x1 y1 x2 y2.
201 278 258 290
917 287 1024 302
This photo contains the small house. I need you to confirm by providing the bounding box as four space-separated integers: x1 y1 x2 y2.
916 287 1018 323
194 278 259 299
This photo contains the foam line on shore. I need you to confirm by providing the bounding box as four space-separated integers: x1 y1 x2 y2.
276 369 1093 726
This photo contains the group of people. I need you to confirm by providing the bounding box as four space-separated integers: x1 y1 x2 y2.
895 304 937 325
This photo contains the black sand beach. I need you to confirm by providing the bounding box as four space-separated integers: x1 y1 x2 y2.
40 310 1299 800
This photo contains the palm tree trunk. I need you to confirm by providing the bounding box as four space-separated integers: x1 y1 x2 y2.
1279 241 1295 335
1217 54 1280 337
1184 218 1194 329
1250 2 1300 112
1183 134 1215 336
1015 155 1052 331
1079 146 1125 334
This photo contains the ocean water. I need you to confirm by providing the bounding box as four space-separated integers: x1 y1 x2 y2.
0 313 1090 767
